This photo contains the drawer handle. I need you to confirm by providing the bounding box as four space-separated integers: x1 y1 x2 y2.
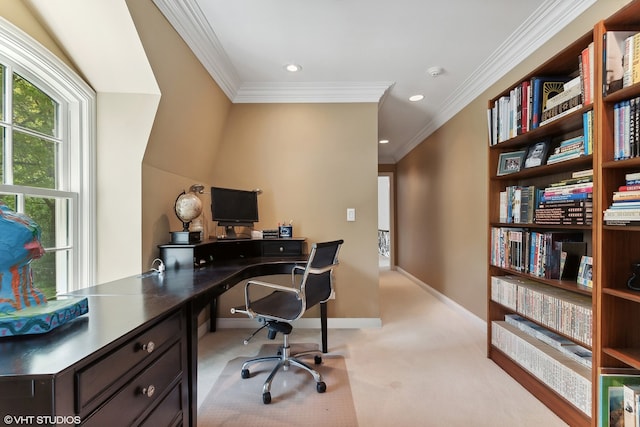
279 246 284 252
141 385 156 398
139 341 155 353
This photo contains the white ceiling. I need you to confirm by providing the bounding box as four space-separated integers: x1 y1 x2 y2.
157 0 595 163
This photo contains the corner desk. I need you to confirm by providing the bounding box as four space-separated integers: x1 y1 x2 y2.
0 238 330 427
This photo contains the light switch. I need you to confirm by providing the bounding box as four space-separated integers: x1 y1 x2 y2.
347 208 356 222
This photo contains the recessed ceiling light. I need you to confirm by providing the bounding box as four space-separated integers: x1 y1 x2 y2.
379 139 389 144
409 94 424 102
284 63 302 72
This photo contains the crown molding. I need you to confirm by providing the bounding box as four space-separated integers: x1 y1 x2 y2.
392 0 597 161
152 0 241 99
234 81 394 103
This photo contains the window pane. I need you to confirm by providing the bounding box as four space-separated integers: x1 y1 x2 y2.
25 195 69 248
31 251 58 299
13 73 57 137
13 131 55 188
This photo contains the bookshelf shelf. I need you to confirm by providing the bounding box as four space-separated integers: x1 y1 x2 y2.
602 348 640 370
492 156 594 180
487 2 640 424
602 287 640 303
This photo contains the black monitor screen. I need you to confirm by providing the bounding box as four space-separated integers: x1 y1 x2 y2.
210 187 259 224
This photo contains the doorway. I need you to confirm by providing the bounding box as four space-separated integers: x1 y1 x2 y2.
378 173 393 269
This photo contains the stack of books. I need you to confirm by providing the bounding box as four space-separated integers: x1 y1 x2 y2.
613 96 640 160
604 171 640 225
603 31 640 96
492 321 592 416
499 185 535 224
262 229 280 239
546 135 586 164
539 76 583 126
535 170 593 225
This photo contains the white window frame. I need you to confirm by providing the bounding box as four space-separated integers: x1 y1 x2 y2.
0 17 96 291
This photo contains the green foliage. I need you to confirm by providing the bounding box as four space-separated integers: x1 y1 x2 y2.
13 74 56 137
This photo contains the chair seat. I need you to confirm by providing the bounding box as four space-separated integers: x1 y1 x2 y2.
248 291 303 321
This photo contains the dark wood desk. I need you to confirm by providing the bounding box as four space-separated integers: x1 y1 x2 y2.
0 252 327 427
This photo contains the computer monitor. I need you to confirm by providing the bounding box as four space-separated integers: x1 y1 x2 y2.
210 187 259 238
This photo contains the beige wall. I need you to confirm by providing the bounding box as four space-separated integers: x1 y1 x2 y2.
211 103 380 319
125 0 233 268
395 0 633 320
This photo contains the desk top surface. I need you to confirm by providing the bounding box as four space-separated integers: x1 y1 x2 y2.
0 255 306 377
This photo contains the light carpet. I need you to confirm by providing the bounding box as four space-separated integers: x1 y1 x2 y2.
198 343 358 427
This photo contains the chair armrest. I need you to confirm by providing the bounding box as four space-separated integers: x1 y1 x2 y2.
291 265 306 284
244 279 302 308
246 279 301 295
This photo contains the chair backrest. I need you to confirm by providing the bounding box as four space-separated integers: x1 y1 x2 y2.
301 239 344 309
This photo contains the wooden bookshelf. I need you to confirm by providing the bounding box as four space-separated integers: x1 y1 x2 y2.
487 2 640 425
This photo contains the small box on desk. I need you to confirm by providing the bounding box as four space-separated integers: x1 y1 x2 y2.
278 225 293 238
262 229 279 239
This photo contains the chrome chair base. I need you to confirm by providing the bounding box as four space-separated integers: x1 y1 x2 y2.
241 332 326 404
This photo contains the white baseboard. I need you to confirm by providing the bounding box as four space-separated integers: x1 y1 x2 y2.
213 317 382 330
396 267 486 332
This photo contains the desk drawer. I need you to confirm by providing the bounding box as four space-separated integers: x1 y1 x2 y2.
82 341 183 426
139 382 184 427
76 311 183 415
262 240 303 256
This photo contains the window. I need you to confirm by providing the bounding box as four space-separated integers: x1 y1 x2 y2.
0 18 96 297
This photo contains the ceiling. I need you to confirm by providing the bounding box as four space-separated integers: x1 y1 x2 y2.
153 0 596 163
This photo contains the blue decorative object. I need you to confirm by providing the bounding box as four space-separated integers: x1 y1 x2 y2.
0 297 88 336
0 202 88 336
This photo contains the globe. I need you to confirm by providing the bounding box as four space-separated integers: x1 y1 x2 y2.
175 191 203 231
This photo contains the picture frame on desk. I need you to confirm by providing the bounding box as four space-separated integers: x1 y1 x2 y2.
524 141 550 168
497 150 526 176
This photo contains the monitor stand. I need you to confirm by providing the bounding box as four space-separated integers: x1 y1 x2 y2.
222 225 251 239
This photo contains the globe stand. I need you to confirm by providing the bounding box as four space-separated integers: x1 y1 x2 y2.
170 230 201 244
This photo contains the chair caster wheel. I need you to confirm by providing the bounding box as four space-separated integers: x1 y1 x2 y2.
314 355 322 365
263 392 271 404
241 369 250 379
317 381 326 393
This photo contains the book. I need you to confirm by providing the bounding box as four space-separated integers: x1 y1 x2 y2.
599 369 640 427
544 76 581 110
627 172 640 181
583 110 593 155
545 241 587 280
624 384 640 427
634 32 640 85
540 93 582 124
604 31 638 95
573 169 593 179
530 76 571 129
581 42 594 105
